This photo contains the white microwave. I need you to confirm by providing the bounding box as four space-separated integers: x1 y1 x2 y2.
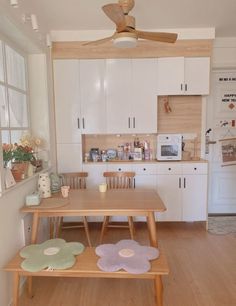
157 134 182 161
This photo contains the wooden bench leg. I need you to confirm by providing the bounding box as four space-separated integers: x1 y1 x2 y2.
13 272 20 306
154 275 163 306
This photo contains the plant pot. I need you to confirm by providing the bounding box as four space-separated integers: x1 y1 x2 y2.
11 161 29 181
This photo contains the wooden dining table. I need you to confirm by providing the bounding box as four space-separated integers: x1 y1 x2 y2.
21 188 166 247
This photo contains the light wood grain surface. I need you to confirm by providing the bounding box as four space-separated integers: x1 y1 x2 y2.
15 222 236 306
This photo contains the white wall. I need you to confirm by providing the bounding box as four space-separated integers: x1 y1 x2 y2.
0 42 53 306
0 178 37 306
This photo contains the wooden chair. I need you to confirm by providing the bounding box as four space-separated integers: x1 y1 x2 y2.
59 172 92 247
99 171 136 243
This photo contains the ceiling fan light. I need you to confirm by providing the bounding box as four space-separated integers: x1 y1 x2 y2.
113 36 137 48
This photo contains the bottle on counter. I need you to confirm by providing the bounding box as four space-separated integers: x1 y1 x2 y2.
134 137 140 148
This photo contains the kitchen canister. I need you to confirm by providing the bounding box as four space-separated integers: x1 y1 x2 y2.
38 172 51 198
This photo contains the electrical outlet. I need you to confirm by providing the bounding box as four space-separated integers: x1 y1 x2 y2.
22 214 33 245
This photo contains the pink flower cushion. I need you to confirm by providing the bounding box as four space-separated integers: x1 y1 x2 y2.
95 239 159 274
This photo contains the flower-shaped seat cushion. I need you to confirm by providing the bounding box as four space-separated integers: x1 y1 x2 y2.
20 238 84 272
95 239 159 274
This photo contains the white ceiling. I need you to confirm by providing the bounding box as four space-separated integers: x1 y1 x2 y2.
1 0 236 41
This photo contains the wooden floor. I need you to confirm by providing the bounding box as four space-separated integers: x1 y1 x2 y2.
18 222 236 306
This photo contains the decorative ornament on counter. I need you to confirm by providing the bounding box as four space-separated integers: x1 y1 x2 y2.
50 172 61 193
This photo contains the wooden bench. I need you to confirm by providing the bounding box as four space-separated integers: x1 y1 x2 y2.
4 247 169 306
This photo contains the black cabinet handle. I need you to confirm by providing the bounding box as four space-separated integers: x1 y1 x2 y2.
185 84 187 91
118 168 121 171
168 168 171 171
194 167 197 170
134 178 136 189
82 118 85 129
181 84 183 91
77 118 80 129
128 117 131 128
133 117 135 128
184 177 186 188
179 177 181 188
143 168 146 171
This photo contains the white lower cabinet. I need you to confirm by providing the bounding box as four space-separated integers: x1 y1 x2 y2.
132 164 157 189
156 162 208 221
156 163 182 221
79 161 208 222
82 163 107 189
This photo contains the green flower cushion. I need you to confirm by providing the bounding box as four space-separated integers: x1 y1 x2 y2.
20 238 84 272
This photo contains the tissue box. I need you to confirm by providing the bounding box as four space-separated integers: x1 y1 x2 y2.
26 192 41 206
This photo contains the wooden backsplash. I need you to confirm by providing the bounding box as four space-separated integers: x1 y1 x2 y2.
158 95 202 158
158 95 202 133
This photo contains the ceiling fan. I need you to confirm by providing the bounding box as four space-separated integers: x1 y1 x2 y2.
84 0 178 48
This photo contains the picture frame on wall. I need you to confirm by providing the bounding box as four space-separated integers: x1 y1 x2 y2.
219 137 236 166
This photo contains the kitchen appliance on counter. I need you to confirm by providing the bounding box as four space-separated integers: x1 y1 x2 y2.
157 134 182 161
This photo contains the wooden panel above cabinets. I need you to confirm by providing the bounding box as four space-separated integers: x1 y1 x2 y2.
52 39 213 59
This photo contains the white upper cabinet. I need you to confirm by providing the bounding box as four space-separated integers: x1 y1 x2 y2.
80 60 106 134
53 60 81 143
184 57 210 95
132 59 157 133
53 59 106 144
157 57 210 95
106 59 157 134
106 59 133 134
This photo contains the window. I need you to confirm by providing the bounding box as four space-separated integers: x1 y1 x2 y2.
0 39 29 192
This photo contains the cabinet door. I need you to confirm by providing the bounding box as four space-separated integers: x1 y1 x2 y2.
156 174 182 221
106 59 132 133
53 60 81 143
157 57 184 95
182 174 208 221
132 59 157 133
57 144 82 173
185 57 210 95
80 60 106 134
133 163 157 189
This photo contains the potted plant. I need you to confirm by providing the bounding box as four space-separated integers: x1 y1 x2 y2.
2 143 13 168
11 143 36 181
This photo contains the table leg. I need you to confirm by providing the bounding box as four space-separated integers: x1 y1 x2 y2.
13 272 20 306
31 212 40 244
147 212 158 247
154 275 163 306
27 276 34 298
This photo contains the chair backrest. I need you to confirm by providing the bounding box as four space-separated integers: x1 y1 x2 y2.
60 172 88 189
103 171 135 189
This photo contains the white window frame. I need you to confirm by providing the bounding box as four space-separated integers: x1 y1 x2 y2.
0 37 30 193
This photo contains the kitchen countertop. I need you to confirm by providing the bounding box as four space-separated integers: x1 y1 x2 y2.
83 159 208 164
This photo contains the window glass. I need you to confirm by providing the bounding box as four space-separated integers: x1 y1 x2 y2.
1 130 10 144
8 89 28 127
0 41 4 82
6 45 26 90
11 130 28 144
0 85 8 127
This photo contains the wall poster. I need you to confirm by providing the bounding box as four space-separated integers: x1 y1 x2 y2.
219 137 236 166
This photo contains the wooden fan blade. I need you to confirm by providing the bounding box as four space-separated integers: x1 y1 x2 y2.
83 34 115 46
102 3 127 32
127 28 178 43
